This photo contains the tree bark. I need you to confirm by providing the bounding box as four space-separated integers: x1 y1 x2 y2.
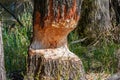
26 0 86 80
0 21 6 80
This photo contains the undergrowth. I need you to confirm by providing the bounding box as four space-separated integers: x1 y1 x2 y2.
68 30 119 74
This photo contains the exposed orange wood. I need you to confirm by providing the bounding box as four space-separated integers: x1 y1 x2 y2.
31 0 81 51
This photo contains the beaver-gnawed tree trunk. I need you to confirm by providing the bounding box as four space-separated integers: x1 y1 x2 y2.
26 0 86 80
0 21 6 80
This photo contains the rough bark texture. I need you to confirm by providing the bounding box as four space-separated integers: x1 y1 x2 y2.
26 0 86 80
26 45 86 80
0 21 6 80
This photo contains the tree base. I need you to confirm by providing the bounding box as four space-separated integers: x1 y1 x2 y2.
25 45 86 80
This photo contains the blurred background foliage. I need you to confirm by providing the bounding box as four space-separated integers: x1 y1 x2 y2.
0 0 120 79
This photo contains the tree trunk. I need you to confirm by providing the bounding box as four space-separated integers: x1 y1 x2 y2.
26 0 86 80
0 21 6 80
78 0 112 45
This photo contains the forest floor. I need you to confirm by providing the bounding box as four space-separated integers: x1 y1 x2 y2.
8 72 110 80
86 72 110 80
8 72 111 80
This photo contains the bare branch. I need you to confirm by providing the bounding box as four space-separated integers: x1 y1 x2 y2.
0 2 24 27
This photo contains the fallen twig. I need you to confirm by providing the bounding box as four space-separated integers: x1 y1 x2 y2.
70 37 88 44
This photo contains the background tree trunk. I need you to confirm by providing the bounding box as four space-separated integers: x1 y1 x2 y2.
78 0 112 45
26 0 86 80
111 0 120 25
0 21 6 80
108 0 120 77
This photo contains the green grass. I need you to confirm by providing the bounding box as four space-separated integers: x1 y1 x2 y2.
1 12 119 79
3 26 30 73
68 30 119 74
2 11 32 78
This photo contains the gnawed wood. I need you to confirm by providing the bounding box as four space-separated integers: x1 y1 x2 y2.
31 20 77 49
32 0 83 49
